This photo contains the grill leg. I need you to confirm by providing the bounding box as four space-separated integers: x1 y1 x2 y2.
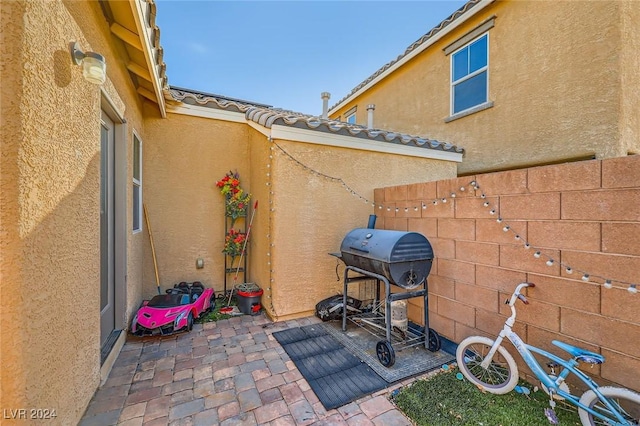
384 277 391 343
424 279 429 349
342 269 348 332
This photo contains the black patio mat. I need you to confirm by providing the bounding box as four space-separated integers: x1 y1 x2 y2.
319 321 456 384
272 324 387 410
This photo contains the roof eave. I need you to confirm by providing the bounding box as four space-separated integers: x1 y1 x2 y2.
130 0 166 117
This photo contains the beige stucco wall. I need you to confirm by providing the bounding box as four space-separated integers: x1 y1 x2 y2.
620 1 640 155
330 0 638 174
142 112 251 297
247 128 273 311
1 0 147 422
268 139 456 319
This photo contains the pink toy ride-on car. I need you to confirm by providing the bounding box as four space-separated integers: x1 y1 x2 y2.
130 281 215 336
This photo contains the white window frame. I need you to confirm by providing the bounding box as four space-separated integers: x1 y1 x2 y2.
344 106 357 124
132 132 142 233
449 32 490 117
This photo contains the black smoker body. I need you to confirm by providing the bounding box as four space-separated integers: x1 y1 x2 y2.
336 228 440 367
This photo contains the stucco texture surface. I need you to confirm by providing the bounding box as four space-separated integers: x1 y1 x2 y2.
268 139 456 319
142 113 251 297
1 1 147 422
330 1 638 174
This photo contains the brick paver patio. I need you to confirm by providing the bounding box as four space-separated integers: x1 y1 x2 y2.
80 314 419 425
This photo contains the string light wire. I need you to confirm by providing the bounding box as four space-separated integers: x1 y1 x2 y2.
271 141 637 294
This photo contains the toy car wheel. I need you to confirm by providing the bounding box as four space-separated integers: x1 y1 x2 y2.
187 312 194 332
206 294 216 313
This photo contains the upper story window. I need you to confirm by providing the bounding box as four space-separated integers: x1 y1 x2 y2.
133 133 142 233
451 33 489 115
344 106 357 124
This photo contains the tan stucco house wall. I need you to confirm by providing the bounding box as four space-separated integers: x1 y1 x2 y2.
329 0 640 175
1 0 151 422
153 94 462 320
1 2 462 421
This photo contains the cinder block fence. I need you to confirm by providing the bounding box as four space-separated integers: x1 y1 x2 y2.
374 155 640 392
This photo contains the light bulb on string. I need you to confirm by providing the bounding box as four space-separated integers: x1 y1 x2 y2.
496 217 503 223
442 198 447 203
481 194 486 199
582 274 590 282
404 207 409 212
433 200 438 205
515 235 521 240
422 203 427 210
387 207 391 212
546 259 554 266
395 208 399 212
483 201 490 207
604 280 613 289
524 243 531 249
503 226 510 232
534 251 541 258
628 284 638 294
565 267 573 274
414 207 419 212
489 209 496 215
450 193 456 198
460 186 466 191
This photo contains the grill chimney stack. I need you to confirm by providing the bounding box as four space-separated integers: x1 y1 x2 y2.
321 92 331 119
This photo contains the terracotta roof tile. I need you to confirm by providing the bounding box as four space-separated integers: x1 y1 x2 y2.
168 87 463 155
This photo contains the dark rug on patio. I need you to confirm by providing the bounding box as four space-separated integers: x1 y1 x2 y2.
318 321 456 384
273 324 388 410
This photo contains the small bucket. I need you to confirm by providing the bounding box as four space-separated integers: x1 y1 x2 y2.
235 283 263 315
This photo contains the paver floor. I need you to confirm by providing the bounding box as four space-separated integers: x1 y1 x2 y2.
80 314 418 426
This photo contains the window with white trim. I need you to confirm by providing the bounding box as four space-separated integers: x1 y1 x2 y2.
344 106 357 124
133 134 142 233
451 33 489 115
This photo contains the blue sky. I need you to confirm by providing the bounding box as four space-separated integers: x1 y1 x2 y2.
155 1 467 115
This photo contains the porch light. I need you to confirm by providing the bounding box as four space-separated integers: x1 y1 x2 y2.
70 41 106 85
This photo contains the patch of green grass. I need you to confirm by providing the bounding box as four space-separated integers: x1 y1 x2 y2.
393 368 582 426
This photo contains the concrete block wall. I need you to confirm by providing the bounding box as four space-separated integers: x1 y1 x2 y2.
374 156 640 392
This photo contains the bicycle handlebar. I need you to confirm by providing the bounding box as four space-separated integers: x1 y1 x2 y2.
508 282 535 306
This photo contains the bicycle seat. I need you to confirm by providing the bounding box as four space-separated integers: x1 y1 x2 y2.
552 340 604 364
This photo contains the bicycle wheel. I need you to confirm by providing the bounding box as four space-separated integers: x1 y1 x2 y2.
456 336 519 395
578 386 640 425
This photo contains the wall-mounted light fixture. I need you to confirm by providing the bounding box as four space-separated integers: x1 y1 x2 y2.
70 41 106 85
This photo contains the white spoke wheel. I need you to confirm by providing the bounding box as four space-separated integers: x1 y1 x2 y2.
456 336 519 395
578 386 640 425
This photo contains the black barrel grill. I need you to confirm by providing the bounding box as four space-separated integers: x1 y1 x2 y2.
339 228 434 289
334 227 440 367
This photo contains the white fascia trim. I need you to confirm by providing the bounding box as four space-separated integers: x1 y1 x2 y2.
247 120 270 137
270 125 463 162
328 0 495 115
131 0 167 117
166 103 247 123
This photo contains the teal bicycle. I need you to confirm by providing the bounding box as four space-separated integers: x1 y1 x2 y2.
456 282 640 425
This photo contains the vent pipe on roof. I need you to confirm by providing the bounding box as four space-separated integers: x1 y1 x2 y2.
321 92 331 119
367 104 376 129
